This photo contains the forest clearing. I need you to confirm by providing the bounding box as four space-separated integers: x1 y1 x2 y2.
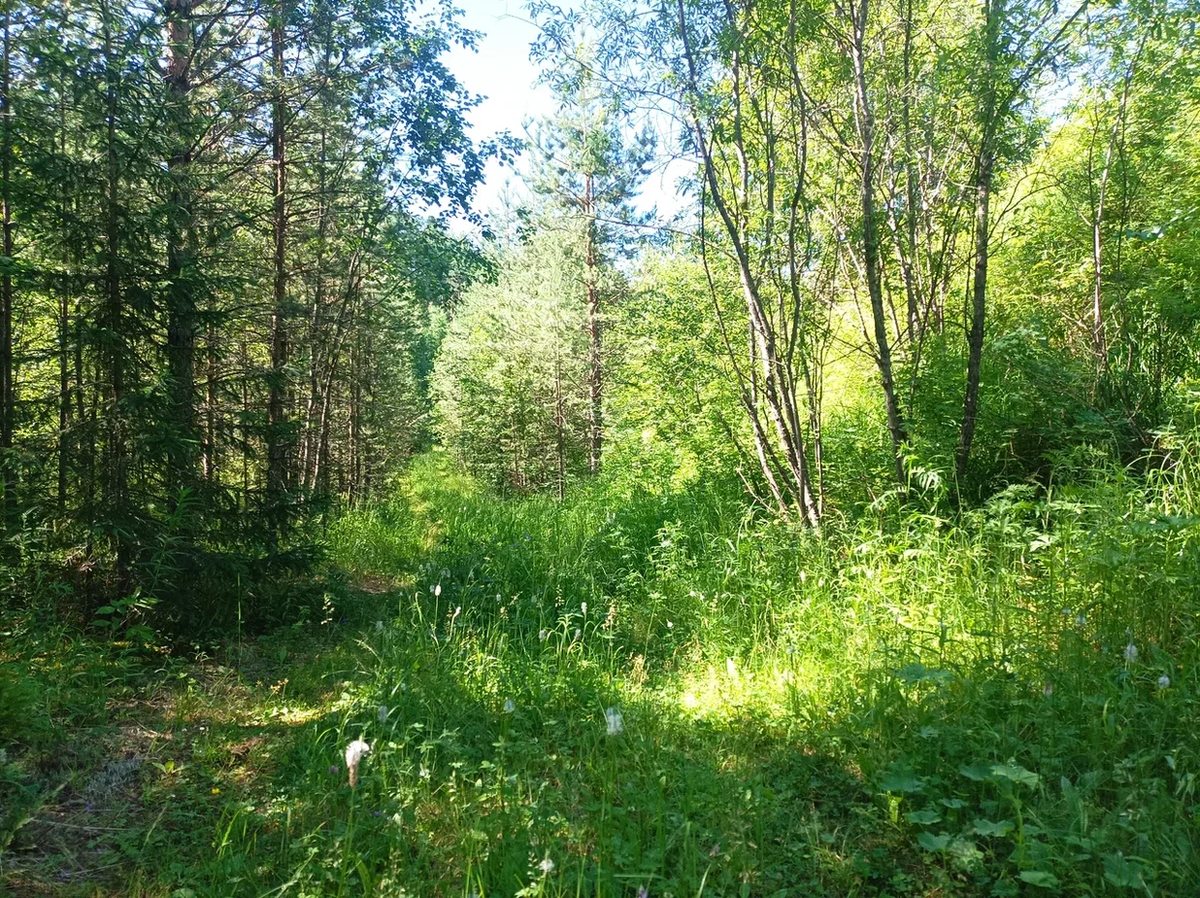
2 0 1199 894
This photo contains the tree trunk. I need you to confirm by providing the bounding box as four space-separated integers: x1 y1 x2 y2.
955 0 1002 485
584 173 602 475
850 0 907 487
102 0 129 588
266 0 290 532
0 0 14 529
165 0 197 500
956 147 992 483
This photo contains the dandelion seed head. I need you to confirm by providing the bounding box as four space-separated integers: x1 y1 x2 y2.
377 705 389 723
538 629 549 642
345 739 370 767
1158 675 1171 689
504 698 515 713
1125 643 1139 663
434 584 442 597
344 738 370 788
538 857 554 874
605 706 624 736
375 620 384 632
666 620 673 629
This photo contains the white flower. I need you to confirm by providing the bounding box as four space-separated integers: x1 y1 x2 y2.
434 584 442 597
375 620 384 632
605 706 624 736
726 658 738 681
377 705 389 723
1158 675 1171 689
538 629 549 642
666 620 673 629
504 698 516 713
453 606 461 619
538 857 554 875
1125 643 1139 663
580 602 588 616
574 628 581 639
344 739 371 788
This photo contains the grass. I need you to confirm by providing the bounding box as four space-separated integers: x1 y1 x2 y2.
3 446 1200 895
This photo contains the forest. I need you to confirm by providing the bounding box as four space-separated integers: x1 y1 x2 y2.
1 0 1198 894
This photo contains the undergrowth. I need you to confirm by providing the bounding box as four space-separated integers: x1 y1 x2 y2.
3 446 1199 895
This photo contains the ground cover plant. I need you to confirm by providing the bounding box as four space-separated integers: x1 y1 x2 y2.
5 445 1199 896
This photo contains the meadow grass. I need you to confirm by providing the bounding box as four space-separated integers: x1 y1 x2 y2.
4 447 1200 895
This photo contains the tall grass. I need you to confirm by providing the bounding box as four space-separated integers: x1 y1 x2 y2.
205 444 1200 896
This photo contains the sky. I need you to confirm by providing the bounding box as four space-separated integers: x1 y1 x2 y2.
444 0 691 233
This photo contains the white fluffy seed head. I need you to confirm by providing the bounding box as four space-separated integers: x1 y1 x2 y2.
345 739 371 787
605 706 624 736
1125 643 1139 663
1158 675 1171 689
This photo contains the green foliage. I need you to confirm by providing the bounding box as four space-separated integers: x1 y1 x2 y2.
433 231 595 493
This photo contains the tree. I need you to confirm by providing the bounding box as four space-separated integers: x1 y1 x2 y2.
526 41 653 474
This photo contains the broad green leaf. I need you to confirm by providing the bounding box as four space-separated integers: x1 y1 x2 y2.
1019 871 1060 888
917 832 951 852
880 772 925 793
904 809 941 824
991 764 1039 788
972 818 1014 837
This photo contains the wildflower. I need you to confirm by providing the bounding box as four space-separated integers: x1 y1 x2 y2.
435 584 442 597
1043 682 1054 697
605 706 624 736
504 698 516 713
1125 643 1139 663
377 705 389 724
538 857 554 875
345 739 371 788
539 628 549 642
580 602 588 616
452 606 461 619
375 620 384 632
666 620 673 629
1158 675 1171 689
574 628 582 639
